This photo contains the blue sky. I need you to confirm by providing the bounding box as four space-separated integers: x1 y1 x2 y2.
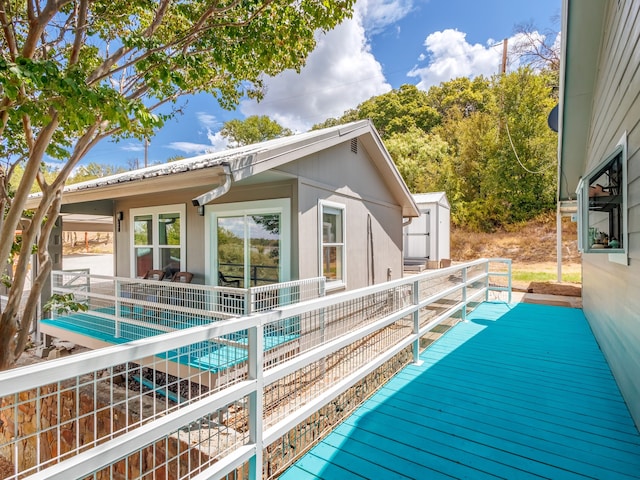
81 0 561 168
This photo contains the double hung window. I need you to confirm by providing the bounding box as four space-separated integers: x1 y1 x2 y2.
319 201 346 288
131 205 186 277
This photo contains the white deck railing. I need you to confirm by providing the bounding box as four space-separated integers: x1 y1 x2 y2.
0 259 511 480
46 273 326 342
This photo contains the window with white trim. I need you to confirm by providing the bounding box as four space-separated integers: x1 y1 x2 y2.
319 201 346 286
131 205 186 277
580 138 627 261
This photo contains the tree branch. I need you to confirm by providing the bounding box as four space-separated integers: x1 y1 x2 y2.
70 0 89 65
0 111 59 277
0 0 19 60
22 0 74 58
14 192 62 357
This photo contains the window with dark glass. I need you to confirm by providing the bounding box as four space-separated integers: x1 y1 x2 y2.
585 150 623 252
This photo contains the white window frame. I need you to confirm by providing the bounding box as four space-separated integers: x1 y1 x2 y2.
578 132 628 265
319 200 346 290
204 198 291 286
130 204 187 277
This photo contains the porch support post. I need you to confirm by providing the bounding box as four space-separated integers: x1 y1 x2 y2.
557 203 563 282
247 323 264 479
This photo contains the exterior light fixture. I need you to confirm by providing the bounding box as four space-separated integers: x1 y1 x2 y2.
117 211 124 231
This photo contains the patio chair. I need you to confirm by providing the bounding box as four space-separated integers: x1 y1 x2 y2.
218 271 240 287
171 271 194 283
143 269 166 281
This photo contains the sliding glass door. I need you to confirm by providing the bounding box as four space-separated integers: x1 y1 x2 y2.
209 199 290 288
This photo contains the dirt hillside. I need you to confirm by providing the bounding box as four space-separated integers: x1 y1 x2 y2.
451 212 581 294
451 212 579 264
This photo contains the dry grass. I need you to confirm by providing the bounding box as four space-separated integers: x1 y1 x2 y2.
451 212 581 292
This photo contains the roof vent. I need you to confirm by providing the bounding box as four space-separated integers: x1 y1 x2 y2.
350 138 358 154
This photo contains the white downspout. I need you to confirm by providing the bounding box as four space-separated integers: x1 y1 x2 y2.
191 162 232 207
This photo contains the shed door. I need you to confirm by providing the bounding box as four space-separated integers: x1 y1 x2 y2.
404 209 430 258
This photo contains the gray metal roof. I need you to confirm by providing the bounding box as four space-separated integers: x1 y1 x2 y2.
63 121 366 193
29 120 420 217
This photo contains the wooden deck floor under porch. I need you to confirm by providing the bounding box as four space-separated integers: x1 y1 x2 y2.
281 302 640 479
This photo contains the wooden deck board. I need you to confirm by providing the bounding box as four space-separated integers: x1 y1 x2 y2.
280 302 640 479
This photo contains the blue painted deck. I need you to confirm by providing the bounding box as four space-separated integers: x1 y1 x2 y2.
281 302 640 479
41 309 298 373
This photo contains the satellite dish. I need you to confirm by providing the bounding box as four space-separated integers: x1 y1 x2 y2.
548 104 559 132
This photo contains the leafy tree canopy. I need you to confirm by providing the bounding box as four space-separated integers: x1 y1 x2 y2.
316 68 558 232
0 0 355 369
221 115 292 147
314 84 439 139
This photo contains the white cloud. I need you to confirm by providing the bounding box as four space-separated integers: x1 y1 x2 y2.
120 142 145 152
196 112 219 129
239 1 398 131
167 128 229 155
167 141 213 155
206 130 229 151
357 0 414 35
408 29 504 90
408 29 559 91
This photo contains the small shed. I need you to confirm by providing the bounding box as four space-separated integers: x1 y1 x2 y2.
403 192 450 270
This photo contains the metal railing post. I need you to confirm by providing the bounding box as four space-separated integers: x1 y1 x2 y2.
485 260 490 302
462 266 468 322
115 279 121 338
507 259 512 304
412 278 423 365
248 323 264 479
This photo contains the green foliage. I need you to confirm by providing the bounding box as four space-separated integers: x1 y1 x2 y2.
221 116 293 147
43 293 89 315
314 84 439 139
320 69 558 231
0 0 356 368
384 128 448 193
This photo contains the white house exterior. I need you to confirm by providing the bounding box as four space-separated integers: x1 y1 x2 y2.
558 0 640 427
29 120 419 294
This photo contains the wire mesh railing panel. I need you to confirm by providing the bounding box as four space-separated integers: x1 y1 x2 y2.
0 259 511 480
0 325 257 480
262 347 414 478
250 277 325 313
84 395 251 480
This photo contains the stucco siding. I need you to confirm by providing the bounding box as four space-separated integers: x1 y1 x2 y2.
581 0 640 426
297 181 403 291
277 141 398 207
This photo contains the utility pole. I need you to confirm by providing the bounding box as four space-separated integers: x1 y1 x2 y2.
144 138 149 168
501 38 508 74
